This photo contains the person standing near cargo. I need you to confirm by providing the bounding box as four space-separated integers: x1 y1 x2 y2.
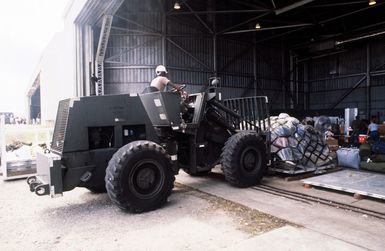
367 117 379 142
150 65 182 92
351 115 366 146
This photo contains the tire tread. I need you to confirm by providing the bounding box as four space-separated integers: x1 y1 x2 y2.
105 140 174 213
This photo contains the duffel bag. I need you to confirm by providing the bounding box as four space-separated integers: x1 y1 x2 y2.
337 148 360 169
371 142 385 154
359 143 371 158
372 154 385 162
360 161 385 173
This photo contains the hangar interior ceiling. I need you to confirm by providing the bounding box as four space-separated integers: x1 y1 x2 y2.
78 0 385 118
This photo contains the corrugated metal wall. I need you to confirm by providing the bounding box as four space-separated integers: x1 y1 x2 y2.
98 0 285 109
166 11 214 93
103 0 163 94
370 40 385 122
298 39 385 120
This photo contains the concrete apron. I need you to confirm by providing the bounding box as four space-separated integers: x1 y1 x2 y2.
176 171 385 251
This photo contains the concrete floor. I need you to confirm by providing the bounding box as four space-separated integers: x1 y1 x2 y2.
264 172 385 213
1 169 384 251
0 178 285 250
177 169 385 251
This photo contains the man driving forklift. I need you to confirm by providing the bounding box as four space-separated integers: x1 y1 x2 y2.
150 65 182 92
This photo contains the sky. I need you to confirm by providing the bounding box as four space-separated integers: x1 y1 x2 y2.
0 0 70 116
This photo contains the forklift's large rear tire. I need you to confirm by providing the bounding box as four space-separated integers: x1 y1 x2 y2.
221 132 266 188
105 141 175 213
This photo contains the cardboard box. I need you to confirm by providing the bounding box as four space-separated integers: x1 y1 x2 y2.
378 124 385 136
326 137 338 146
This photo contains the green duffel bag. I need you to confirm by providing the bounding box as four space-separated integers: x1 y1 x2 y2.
359 143 371 158
372 154 385 162
359 161 385 173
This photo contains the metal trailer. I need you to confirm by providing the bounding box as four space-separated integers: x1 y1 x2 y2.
0 122 52 180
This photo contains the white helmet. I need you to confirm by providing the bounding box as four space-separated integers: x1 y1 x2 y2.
155 65 167 75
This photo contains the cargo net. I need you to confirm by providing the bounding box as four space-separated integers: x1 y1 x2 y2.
269 113 335 174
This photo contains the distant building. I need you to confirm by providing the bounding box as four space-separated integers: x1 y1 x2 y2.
0 112 14 124
27 0 124 124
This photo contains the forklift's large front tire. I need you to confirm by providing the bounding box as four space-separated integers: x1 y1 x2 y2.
105 140 175 213
221 132 267 188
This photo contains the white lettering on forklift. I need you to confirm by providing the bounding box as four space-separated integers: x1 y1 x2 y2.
159 113 167 120
124 129 129 136
154 99 162 107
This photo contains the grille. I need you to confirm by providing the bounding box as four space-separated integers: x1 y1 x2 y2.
51 99 71 153
223 96 270 133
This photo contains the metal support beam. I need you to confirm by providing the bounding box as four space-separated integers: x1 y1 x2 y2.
241 79 256 97
307 73 365 83
327 61 385 111
166 38 212 71
162 0 167 66
354 20 385 32
288 48 294 109
75 25 84 97
270 0 276 9
304 1 367 8
114 15 159 33
229 0 269 9
254 26 308 44
320 2 385 24
366 44 371 118
275 0 315 15
184 2 214 34
371 70 385 77
253 33 258 96
105 65 156 70
304 62 309 110
169 9 269 15
84 25 94 96
295 55 299 108
110 26 161 36
95 15 113 96
218 46 252 72
223 23 312 35
294 20 385 49
336 30 385 45
297 50 346 63
211 0 217 75
217 12 271 35
329 75 367 111
105 38 160 62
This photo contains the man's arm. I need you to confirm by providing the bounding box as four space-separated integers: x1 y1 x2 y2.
168 81 181 91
